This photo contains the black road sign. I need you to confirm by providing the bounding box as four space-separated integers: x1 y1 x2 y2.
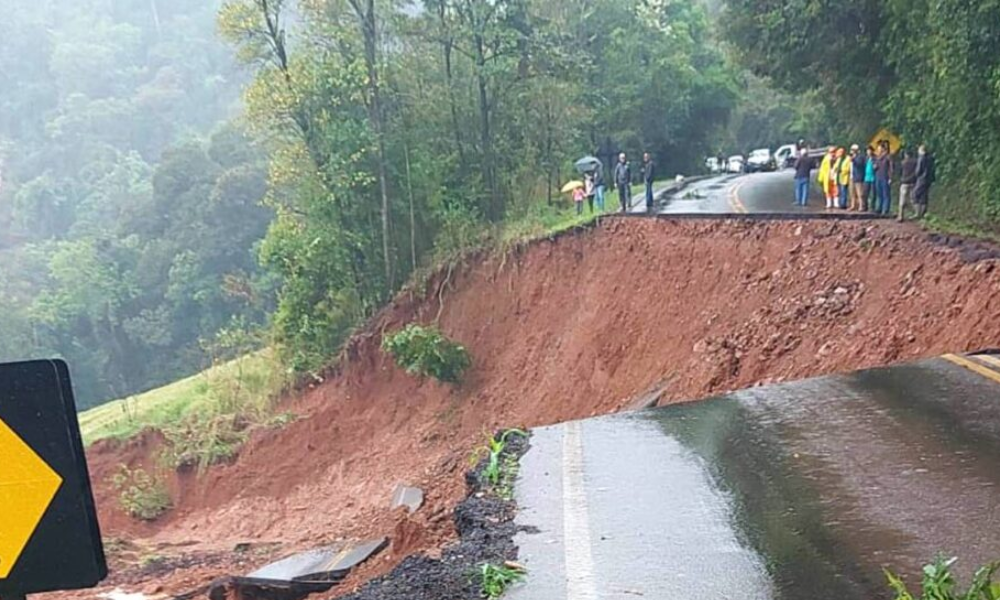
0 360 107 596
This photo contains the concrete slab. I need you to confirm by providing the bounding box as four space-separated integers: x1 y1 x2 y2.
390 485 424 514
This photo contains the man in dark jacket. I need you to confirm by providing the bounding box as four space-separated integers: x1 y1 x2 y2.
874 144 894 215
850 144 867 211
914 144 935 219
643 152 656 214
614 153 631 213
793 148 813 206
898 149 918 221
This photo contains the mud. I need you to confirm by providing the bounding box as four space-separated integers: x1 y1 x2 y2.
54 218 1000 600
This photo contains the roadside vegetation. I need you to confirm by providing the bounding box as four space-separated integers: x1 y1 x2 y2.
382 324 472 384
110 465 172 522
885 556 1000 600
479 562 526 599
472 430 528 501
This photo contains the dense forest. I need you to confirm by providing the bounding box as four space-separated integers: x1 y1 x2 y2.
0 0 274 408
722 0 1000 228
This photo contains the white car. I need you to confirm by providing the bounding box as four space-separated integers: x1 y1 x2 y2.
726 155 745 174
746 148 776 172
774 144 797 169
705 157 724 173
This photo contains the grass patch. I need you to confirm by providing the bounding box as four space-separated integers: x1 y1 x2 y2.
918 183 1000 242
479 562 526 599
79 350 283 445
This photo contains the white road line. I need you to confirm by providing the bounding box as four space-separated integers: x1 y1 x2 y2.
562 421 600 600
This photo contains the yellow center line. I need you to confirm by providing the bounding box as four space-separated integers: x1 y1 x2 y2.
973 353 1000 370
728 181 748 214
942 354 1000 386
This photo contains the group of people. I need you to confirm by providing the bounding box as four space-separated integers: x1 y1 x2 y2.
794 141 936 221
574 152 656 215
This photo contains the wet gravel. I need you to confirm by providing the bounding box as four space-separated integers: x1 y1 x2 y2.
335 433 531 600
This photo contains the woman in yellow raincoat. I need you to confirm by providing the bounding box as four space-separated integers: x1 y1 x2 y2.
817 147 837 209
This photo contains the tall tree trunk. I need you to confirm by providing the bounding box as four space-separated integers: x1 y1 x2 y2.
351 0 394 290
473 33 501 221
404 141 417 273
437 1 467 168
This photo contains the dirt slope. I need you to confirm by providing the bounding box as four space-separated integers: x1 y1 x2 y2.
77 218 1000 597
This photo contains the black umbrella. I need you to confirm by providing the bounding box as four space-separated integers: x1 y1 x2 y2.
574 155 603 174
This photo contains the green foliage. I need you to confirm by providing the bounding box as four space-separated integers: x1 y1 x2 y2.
885 556 1000 600
471 429 527 500
382 324 471 384
480 563 526 599
110 465 171 521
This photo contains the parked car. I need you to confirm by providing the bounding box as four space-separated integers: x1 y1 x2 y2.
774 144 797 169
704 157 722 174
746 148 777 172
726 155 745 174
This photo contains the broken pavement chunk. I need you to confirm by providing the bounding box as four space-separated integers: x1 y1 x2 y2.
208 538 388 600
390 484 425 514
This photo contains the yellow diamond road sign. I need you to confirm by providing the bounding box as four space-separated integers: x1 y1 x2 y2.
0 417 63 579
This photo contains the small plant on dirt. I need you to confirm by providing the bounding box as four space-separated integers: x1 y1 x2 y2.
382 324 471 384
471 429 527 499
110 465 171 521
480 562 525 599
885 556 1000 600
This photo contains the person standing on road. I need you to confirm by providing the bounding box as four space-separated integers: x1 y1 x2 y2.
818 147 837 209
836 147 851 209
874 144 894 215
593 165 606 212
793 148 813 206
643 152 656 214
897 149 918 222
914 144 935 219
614 153 631 213
850 144 867 211
864 146 876 211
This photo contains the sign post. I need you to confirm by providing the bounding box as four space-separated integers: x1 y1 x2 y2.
0 360 107 598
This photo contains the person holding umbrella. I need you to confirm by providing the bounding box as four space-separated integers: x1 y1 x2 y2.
614 153 632 213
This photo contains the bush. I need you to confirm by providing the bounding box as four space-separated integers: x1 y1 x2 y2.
885 556 1000 600
110 465 171 521
382 324 471 384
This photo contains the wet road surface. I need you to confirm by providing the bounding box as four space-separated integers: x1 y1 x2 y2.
509 353 1000 599
657 170 836 215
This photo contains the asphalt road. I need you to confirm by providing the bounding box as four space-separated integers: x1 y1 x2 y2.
508 353 1000 599
655 170 834 215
